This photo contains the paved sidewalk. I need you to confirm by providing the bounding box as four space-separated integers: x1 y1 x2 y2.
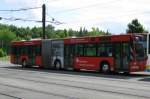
131 71 150 75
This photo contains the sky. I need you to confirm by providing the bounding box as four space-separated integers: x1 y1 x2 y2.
0 0 150 34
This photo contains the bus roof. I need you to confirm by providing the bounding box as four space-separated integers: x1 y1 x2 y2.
11 40 42 46
64 34 140 44
11 34 145 45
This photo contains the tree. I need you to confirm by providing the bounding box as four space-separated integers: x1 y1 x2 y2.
0 28 16 54
63 29 69 37
0 48 5 57
31 27 41 38
89 27 111 36
77 27 88 37
0 29 16 42
126 19 148 33
45 25 55 38
68 28 76 37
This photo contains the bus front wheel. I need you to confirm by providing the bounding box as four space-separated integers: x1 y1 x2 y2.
100 62 110 73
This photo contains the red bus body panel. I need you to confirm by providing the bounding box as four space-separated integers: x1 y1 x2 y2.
35 56 42 66
10 55 15 64
129 60 147 72
20 55 28 61
74 57 114 71
12 40 41 46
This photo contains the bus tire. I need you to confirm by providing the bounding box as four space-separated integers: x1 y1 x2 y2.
100 62 110 74
54 60 61 70
22 60 27 68
124 72 129 75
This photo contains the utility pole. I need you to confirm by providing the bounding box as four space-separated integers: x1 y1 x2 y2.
42 4 46 39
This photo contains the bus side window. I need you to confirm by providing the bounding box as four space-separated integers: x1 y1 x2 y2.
108 48 112 57
98 44 107 57
76 44 84 56
12 46 16 55
16 46 20 56
101 52 108 57
35 45 41 56
84 44 96 56
97 43 112 57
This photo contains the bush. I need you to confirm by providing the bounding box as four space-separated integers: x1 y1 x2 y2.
0 49 5 57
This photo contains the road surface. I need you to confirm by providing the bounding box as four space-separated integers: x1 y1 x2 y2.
0 61 150 99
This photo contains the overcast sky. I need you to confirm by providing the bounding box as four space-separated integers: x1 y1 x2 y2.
0 0 150 34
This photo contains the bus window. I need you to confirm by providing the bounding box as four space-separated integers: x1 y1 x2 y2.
35 45 41 55
84 44 96 56
21 46 27 55
76 44 84 56
122 43 130 67
16 46 21 56
11 46 17 55
97 43 112 57
135 43 145 60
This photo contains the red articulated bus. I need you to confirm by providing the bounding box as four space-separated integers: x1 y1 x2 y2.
10 34 147 73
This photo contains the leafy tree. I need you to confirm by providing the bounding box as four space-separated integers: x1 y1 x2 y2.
53 30 64 38
0 29 16 41
126 19 148 33
0 28 16 54
89 27 111 36
77 27 88 37
45 25 55 38
68 28 76 37
0 24 9 30
9 25 18 35
0 23 111 40
63 29 69 37
0 49 5 57
31 27 42 38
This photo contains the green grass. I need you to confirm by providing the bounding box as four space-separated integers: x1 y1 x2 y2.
0 56 10 61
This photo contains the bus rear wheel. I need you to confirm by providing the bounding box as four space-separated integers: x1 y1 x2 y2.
22 60 27 68
100 62 110 74
54 60 61 70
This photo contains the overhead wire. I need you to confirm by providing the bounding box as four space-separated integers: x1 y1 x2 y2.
0 16 65 25
0 0 147 26
45 0 122 25
46 8 66 25
0 7 42 12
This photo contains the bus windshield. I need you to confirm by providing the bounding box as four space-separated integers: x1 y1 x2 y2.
135 43 146 60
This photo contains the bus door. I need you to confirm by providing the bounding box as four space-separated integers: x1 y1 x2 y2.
28 46 35 65
114 42 130 71
16 46 20 64
114 43 122 71
122 42 130 71
64 45 75 70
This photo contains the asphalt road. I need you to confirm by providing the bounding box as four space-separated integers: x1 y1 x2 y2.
0 61 150 99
